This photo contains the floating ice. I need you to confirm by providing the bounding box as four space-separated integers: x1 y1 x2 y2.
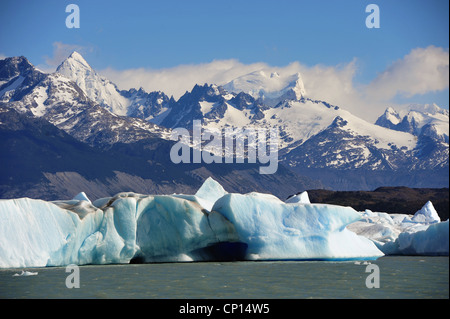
194 177 228 211
395 220 449 255
285 191 310 204
411 201 440 224
72 192 91 203
348 201 449 256
0 190 238 268
132 193 238 263
170 176 228 212
212 192 383 260
0 198 89 268
13 270 38 277
12 177 450 268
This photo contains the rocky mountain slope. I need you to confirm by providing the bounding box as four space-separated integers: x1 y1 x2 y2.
0 55 321 200
0 52 448 193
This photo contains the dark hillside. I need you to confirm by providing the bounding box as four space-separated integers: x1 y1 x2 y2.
303 187 449 220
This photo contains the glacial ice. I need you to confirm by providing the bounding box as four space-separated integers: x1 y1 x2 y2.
0 178 447 268
411 201 440 224
12 270 38 276
212 192 382 260
285 191 310 204
72 192 91 203
194 177 228 210
0 190 237 268
348 201 449 256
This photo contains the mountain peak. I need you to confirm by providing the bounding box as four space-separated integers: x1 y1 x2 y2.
407 103 449 117
291 72 306 99
223 70 306 106
375 106 401 129
0 56 36 81
55 52 130 116
68 51 88 62
57 51 91 73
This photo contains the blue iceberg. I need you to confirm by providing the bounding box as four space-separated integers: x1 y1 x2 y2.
212 192 383 260
0 178 384 268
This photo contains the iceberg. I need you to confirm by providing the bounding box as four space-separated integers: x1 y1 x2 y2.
132 193 238 262
170 176 228 212
285 191 311 204
12 270 38 277
0 178 385 268
395 220 449 255
411 201 440 224
0 192 239 268
347 201 449 256
0 196 133 268
212 192 383 260
194 176 228 211
72 192 91 203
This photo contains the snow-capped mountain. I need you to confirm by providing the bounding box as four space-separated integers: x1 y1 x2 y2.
283 115 413 170
375 104 449 170
374 107 402 130
0 53 321 200
51 52 446 173
0 56 47 103
1 52 448 191
223 70 306 107
376 104 449 143
0 54 170 147
46 52 438 172
154 81 419 171
120 88 175 124
56 51 130 116
149 82 266 138
56 51 174 122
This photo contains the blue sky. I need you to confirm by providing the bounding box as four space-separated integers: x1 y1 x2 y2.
0 0 448 117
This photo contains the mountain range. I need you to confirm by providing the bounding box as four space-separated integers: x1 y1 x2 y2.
0 52 448 200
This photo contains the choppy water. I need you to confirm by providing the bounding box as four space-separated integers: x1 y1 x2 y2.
0 256 448 299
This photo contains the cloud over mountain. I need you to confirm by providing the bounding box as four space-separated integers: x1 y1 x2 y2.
32 43 448 123
366 46 449 100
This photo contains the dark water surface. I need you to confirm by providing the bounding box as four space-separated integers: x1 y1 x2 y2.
0 256 448 299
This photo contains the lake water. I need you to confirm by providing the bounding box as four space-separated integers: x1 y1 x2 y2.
0 256 448 299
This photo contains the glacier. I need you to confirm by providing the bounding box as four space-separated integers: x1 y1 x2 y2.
0 177 447 268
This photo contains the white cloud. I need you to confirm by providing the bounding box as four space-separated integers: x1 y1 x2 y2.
366 46 449 100
5 43 447 123
101 57 376 119
100 59 359 101
101 59 268 99
96 46 449 122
